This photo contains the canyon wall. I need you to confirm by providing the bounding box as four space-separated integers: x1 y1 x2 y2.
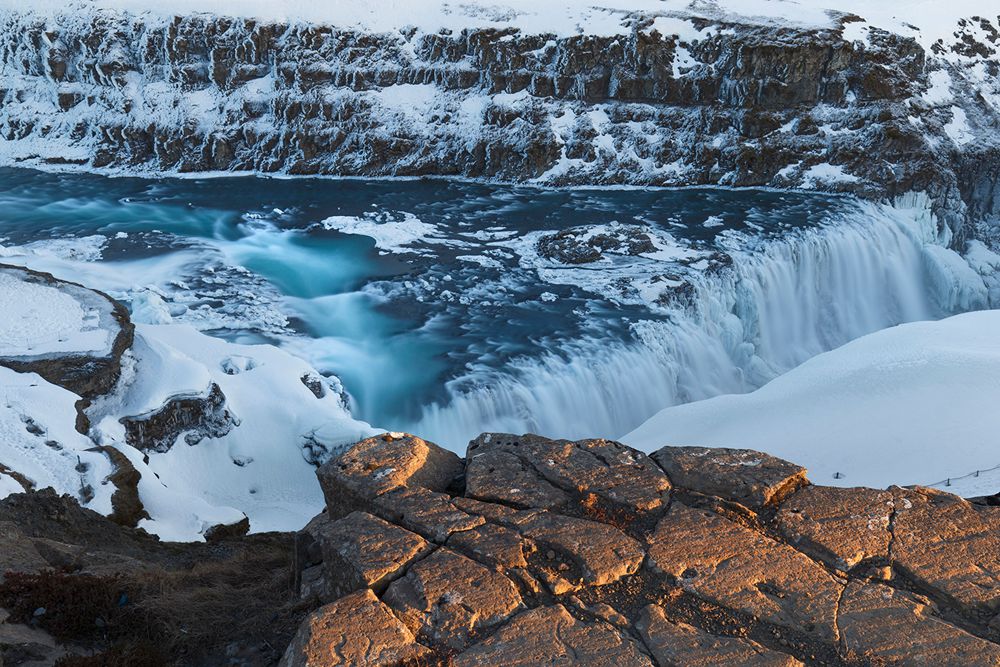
1 8 999 239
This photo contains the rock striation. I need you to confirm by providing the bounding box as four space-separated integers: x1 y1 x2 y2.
282 431 1000 666
1 7 998 238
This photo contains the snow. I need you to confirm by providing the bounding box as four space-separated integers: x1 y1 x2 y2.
1 0 988 49
0 366 115 510
799 163 860 189
0 265 378 540
944 106 974 146
0 471 24 498
320 212 469 256
0 269 114 358
623 310 1000 494
88 323 379 541
922 69 953 106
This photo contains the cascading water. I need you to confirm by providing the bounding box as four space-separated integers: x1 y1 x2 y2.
0 169 992 455
407 198 989 448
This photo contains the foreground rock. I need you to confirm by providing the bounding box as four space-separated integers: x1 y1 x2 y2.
284 433 1000 666
280 590 431 667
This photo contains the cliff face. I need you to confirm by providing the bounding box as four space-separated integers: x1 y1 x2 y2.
1 7 998 238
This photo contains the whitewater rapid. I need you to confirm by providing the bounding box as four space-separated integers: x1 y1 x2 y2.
408 195 991 448
0 170 993 454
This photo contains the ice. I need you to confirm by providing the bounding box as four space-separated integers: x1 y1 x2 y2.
0 267 114 358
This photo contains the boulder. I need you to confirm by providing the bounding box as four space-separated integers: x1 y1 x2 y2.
383 548 524 651
891 487 1000 616
838 581 1000 665
305 511 432 597
452 605 653 667
647 503 843 641
447 522 532 569
455 497 646 589
651 446 806 509
775 485 893 571
466 433 671 518
317 432 463 518
635 604 803 667
279 589 431 667
372 486 485 543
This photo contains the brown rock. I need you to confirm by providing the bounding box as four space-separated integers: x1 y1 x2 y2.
635 604 803 667
308 511 432 597
278 589 431 667
892 487 1000 616
204 516 251 542
647 503 843 641
447 522 532 569
455 497 645 588
383 548 524 650
512 510 645 588
652 446 806 509
0 521 48 579
452 605 653 667
466 433 671 515
373 486 485 543
317 432 463 517
776 485 893 571
838 581 1000 665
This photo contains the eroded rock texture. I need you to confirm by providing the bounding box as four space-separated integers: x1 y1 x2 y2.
284 432 1000 666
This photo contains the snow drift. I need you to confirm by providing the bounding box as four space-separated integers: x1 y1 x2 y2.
623 310 1000 496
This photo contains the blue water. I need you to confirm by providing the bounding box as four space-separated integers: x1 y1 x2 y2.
0 168 956 448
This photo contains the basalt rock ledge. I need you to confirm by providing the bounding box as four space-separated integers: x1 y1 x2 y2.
283 431 1000 667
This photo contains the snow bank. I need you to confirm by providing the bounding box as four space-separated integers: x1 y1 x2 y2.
623 310 1000 494
90 324 379 541
0 268 115 358
0 366 115 510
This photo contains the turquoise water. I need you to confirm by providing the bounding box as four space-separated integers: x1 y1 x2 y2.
0 168 948 448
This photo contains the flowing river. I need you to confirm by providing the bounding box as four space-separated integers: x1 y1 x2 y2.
0 168 982 450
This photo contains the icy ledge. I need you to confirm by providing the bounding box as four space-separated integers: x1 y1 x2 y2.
0 265 377 542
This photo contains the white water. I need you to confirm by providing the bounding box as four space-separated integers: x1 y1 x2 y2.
410 198 990 449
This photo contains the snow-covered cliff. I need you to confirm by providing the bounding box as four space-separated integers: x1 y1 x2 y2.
1 1 998 239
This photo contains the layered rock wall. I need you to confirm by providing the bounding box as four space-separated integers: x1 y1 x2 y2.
1 9 999 238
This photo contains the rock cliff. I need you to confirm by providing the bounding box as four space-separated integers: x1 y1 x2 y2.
1 6 999 239
4 430 1000 665
281 432 1000 666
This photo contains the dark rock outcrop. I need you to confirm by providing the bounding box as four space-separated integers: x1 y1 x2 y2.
285 432 1000 666
120 382 237 453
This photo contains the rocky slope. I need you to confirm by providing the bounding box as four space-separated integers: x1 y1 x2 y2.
0 4 998 240
280 432 1000 667
6 431 1000 665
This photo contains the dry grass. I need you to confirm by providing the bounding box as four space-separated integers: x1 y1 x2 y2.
124 537 309 663
1 536 314 665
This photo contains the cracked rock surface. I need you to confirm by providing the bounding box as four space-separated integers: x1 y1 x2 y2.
282 432 1000 666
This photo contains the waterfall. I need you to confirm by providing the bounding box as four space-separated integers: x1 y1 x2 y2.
407 198 989 451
